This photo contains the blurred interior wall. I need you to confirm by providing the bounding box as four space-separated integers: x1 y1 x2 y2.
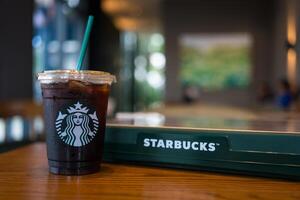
88 0 120 107
272 0 287 88
88 0 120 74
163 0 283 104
0 0 33 100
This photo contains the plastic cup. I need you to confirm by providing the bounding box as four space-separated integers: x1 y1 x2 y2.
37 70 115 175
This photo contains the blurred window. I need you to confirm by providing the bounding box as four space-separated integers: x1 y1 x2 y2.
32 0 87 100
179 33 252 91
119 32 165 111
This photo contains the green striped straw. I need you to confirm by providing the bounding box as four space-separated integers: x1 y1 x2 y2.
76 15 94 70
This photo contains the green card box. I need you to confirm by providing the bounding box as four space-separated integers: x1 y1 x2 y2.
103 124 300 179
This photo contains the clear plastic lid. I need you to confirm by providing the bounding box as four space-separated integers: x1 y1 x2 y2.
37 70 116 85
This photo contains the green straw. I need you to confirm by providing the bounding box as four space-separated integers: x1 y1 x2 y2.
76 15 94 70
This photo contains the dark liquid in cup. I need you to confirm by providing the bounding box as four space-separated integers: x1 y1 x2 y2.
41 80 110 175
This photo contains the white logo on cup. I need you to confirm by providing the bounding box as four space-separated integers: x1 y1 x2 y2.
55 102 99 147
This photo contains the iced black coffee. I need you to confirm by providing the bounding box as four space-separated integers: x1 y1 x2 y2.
38 70 115 175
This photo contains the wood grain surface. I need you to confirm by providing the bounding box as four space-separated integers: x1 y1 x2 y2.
0 143 300 200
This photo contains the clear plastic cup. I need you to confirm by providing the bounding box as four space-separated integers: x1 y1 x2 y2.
38 70 115 175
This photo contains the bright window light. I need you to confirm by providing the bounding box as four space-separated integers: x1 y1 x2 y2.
147 71 165 89
10 116 24 141
149 52 166 70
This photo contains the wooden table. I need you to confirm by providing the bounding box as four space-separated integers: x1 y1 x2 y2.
1 143 300 200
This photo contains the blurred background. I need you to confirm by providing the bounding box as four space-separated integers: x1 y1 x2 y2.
1 0 300 150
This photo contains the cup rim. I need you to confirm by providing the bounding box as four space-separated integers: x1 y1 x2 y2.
37 69 116 85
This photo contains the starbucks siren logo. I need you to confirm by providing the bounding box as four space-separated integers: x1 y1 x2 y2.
55 101 99 147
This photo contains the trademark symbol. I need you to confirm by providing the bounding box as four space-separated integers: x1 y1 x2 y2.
216 143 220 146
